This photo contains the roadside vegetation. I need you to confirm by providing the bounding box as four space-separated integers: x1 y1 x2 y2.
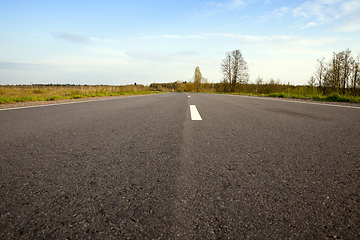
0 84 162 104
151 48 360 104
150 81 360 103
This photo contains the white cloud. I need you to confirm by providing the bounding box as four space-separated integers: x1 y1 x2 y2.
340 0 360 15
125 51 200 62
204 32 347 47
203 0 246 10
226 0 246 9
0 61 51 70
257 6 290 23
51 32 91 44
300 21 318 29
333 15 360 32
332 0 360 32
139 35 203 39
206 33 291 43
273 7 290 19
189 0 248 18
89 37 116 43
292 0 360 31
292 0 340 23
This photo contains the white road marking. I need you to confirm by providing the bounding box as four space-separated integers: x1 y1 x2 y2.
190 105 202 120
228 95 360 109
188 96 190 98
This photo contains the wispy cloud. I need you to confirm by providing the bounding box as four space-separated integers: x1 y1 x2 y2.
300 21 318 29
256 0 359 31
20 32 31 37
139 35 203 39
189 0 248 18
204 32 348 46
293 0 342 25
264 0 272 5
333 0 360 32
292 0 360 31
0 61 50 70
333 15 360 32
257 6 290 23
222 0 247 10
89 37 116 43
51 32 91 44
125 51 200 62
201 0 246 10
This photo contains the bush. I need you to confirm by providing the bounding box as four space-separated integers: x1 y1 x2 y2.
267 92 286 98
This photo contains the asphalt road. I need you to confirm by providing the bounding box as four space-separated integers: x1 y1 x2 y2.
1 93 359 239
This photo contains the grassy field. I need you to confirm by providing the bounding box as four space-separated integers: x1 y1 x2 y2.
0 85 162 104
224 87 360 104
1 84 359 104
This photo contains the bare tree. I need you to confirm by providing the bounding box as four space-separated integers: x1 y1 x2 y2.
315 57 326 89
221 50 249 92
323 49 356 94
308 76 316 87
351 53 360 91
327 52 343 91
255 76 263 93
221 53 232 91
341 48 353 94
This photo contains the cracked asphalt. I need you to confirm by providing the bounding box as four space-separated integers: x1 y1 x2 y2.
1 93 359 239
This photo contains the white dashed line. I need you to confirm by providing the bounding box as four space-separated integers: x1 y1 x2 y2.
190 105 202 120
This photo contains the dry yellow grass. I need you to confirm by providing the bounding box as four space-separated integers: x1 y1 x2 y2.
0 85 161 104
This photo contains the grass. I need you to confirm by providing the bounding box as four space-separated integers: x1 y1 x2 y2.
2 84 359 104
218 88 360 104
264 91 360 103
0 85 162 104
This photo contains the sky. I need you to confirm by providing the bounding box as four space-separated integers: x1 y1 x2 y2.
0 0 359 86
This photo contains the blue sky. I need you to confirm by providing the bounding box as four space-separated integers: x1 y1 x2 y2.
1 0 359 85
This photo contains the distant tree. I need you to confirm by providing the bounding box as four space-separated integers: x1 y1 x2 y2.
327 52 343 91
268 78 276 85
221 52 232 91
307 76 316 87
351 53 360 91
315 57 326 90
255 76 263 93
194 66 202 92
221 50 249 92
321 49 357 94
341 48 353 94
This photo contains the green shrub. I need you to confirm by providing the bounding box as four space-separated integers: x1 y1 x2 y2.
48 95 63 101
267 92 286 98
70 95 83 99
0 96 11 103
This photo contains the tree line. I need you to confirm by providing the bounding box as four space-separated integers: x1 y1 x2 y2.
310 48 360 95
152 48 359 97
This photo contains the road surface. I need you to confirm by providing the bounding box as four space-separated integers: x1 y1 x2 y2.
1 93 359 239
